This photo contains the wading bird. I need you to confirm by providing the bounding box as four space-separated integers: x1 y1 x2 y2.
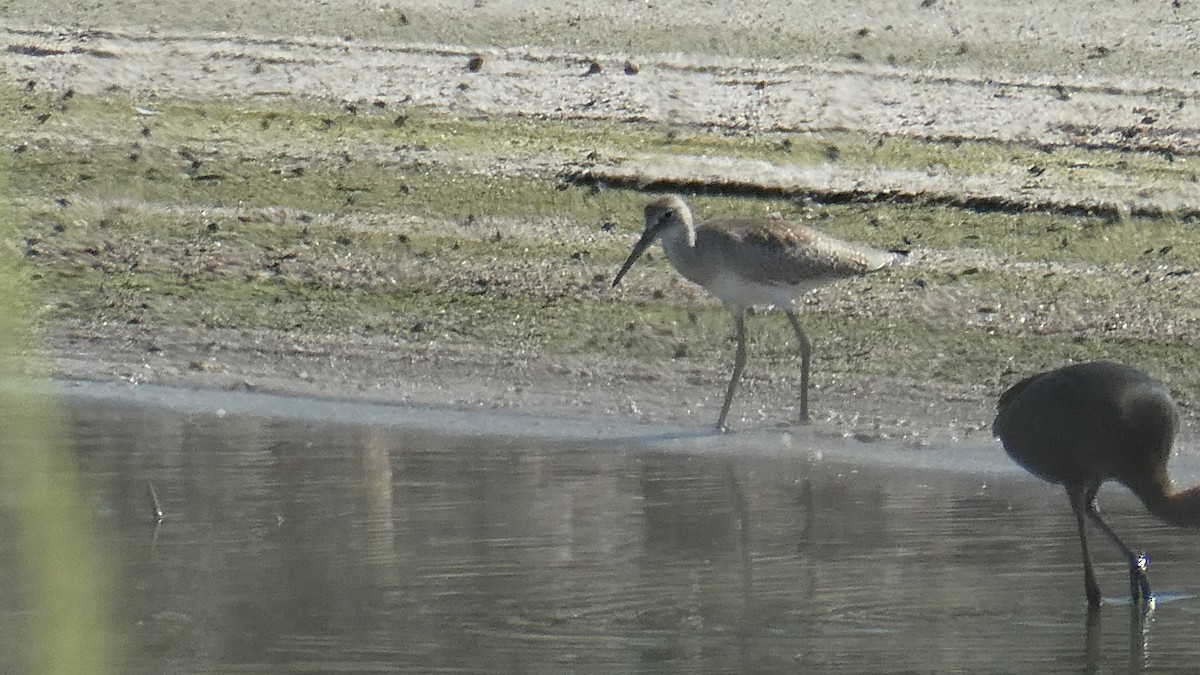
612 194 899 430
992 360 1200 607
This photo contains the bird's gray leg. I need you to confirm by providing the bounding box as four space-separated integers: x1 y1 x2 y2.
716 308 747 431
783 309 812 423
1068 485 1103 608
1084 497 1152 607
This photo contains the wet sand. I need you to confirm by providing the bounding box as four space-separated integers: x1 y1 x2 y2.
32 376 1200 484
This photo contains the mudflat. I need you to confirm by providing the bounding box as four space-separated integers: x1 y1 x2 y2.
3 1 1199 445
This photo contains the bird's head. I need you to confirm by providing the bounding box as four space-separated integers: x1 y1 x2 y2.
612 195 694 287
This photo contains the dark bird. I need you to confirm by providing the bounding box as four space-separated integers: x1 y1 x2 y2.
992 360 1200 607
612 194 899 430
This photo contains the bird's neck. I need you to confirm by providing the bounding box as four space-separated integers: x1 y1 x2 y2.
661 223 697 260
1134 481 1200 528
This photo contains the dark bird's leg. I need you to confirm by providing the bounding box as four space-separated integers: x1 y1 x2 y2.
1068 484 1103 607
1084 605 1102 671
1085 499 1153 608
783 309 812 423
716 308 748 431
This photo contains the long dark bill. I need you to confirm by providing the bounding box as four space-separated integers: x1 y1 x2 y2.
612 229 657 287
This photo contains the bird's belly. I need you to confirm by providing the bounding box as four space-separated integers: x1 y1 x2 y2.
1004 447 1074 485
702 271 824 309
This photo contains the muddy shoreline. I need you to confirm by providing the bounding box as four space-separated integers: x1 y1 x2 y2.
5 2 1200 448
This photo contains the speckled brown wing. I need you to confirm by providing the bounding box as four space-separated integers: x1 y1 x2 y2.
695 218 895 287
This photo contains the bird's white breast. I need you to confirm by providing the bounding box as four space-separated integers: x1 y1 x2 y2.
705 268 820 309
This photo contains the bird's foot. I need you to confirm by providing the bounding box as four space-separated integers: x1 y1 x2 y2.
1131 552 1153 609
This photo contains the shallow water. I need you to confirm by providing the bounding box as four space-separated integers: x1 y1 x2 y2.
6 385 1200 673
